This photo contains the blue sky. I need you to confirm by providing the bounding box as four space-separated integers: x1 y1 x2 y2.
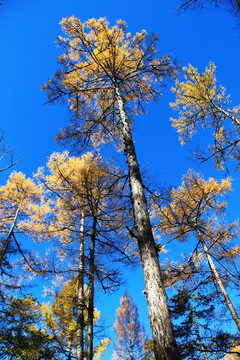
0 0 240 358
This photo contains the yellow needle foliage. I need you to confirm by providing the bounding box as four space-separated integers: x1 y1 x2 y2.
170 62 240 169
28 152 106 242
0 171 42 233
0 171 42 209
41 278 109 358
152 170 240 289
224 344 240 359
153 170 232 239
43 16 176 149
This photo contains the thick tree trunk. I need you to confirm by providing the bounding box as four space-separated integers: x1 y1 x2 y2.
0 207 19 268
115 86 180 360
76 211 85 360
198 230 240 332
86 216 97 360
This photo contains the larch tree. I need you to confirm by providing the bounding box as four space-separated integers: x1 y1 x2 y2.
113 292 149 360
29 151 132 360
42 277 110 360
0 171 44 300
152 171 240 332
170 62 240 172
42 16 179 360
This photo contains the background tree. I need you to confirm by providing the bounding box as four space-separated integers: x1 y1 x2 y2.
113 292 149 360
0 171 45 306
42 16 179 360
170 62 240 172
0 295 55 360
42 277 110 360
169 287 239 359
28 151 133 360
152 171 240 332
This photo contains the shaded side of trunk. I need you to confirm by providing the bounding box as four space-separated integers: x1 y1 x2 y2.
115 86 180 360
86 216 97 360
198 230 240 332
0 207 19 268
76 211 85 360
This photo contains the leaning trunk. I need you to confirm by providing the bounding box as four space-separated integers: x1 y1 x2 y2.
86 216 97 360
76 211 85 360
197 230 240 332
115 86 180 360
189 302 208 360
0 207 20 268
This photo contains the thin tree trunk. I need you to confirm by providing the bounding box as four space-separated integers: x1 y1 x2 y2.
115 86 180 360
76 211 85 360
197 230 240 332
189 302 209 360
0 207 19 268
86 216 97 360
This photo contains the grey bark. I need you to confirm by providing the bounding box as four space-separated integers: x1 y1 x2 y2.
197 229 240 332
86 216 97 360
115 86 180 360
76 211 85 360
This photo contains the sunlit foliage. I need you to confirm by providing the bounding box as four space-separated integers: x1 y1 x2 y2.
170 62 240 170
42 16 176 151
42 277 110 359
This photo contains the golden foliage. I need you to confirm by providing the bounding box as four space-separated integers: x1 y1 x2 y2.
0 171 43 235
43 16 176 150
93 338 111 360
225 344 240 359
170 62 230 144
42 278 104 355
170 62 240 169
152 170 232 240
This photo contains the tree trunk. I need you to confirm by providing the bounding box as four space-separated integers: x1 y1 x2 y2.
115 86 180 360
76 211 85 360
86 216 97 360
0 207 19 268
197 230 240 332
189 302 209 360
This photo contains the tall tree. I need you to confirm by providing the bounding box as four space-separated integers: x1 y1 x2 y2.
152 171 240 331
29 151 132 360
113 292 149 360
0 171 44 300
42 17 179 360
170 62 240 172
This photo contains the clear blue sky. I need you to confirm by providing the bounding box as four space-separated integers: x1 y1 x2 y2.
0 0 240 358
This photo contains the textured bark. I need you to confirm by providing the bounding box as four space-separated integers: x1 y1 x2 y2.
115 86 180 360
76 211 85 360
86 216 97 360
198 230 240 332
